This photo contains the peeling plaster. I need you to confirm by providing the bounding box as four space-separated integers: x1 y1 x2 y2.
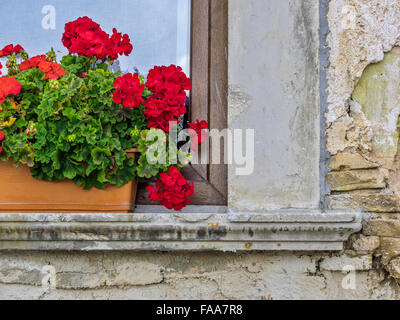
1 251 399 300
326 0 400 290
326 0 400 127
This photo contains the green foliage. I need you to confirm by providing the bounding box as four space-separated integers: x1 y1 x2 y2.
0 55 153 189
0 52 192 190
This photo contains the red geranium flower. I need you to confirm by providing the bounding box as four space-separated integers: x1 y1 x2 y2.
146 65 191 93
0 76 22 104
20 55 65 80
0 44 24 57
62 17 109 60
20 55 47 71
62 17 133 61
189 120 208 150
144 65 191 132
13 45 24 54
0 44 14 57
0 62 2 75
106 28 133 60
112 73 144 108
38 60 66 80
146 166 194 211
143 99 172 132
62 17 101 49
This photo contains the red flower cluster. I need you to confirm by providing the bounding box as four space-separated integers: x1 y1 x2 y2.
20 55 65 80
144 65 191 132
38 60 66 80
146 65 191 91
19 55 46 71
112 73 144 108
146 166 194 211
62 17 133 61
189 120 208 150
0 76 22 104
0 44 24 57
107 28 134 60
0 62 2 75
0 130 4 154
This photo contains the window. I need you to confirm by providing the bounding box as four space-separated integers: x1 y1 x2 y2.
1 0 191 76
137 0 228 206
0 0 228 207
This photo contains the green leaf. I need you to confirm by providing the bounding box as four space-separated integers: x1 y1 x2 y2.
109 158 136 187
62 160 77 179
91 147 110 165
15 118 28 128
96 62 108 71
61 55 77 67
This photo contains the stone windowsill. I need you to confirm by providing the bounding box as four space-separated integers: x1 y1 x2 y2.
0 206 365 251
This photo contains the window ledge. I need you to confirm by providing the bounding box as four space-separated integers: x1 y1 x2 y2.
0 208 365 251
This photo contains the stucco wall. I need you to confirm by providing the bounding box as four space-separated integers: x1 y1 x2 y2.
228 0 320 211
1 251 398 300
325 0 400 286
3 0 400 300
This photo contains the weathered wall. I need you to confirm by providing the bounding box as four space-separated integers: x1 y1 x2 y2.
1 251 399 300
325 0 400 286
3 0 400 300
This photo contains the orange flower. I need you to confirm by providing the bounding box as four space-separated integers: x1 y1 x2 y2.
20 55 46 71
0 77 21 104
38 61 65 80
20 56 65 80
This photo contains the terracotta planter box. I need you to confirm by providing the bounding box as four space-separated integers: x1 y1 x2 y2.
0 150 138 213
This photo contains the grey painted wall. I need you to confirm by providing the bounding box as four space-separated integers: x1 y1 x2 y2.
228 0 320 211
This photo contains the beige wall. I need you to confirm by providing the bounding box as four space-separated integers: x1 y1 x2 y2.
1 251 399 300
325 0 400 287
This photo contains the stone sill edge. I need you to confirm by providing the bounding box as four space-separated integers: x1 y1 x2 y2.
0 210 366 252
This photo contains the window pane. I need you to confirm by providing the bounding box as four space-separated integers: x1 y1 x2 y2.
0 0 191 75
